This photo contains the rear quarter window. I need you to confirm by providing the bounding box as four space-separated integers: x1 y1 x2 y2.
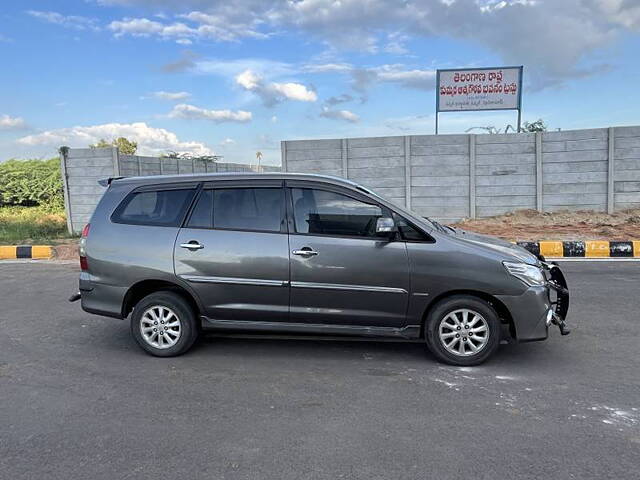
112 188 195 227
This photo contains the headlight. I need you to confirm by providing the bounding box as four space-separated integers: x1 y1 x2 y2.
503 261 545 286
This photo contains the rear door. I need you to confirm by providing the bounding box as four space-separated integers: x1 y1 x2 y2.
174 180 290 322
286 181 410 328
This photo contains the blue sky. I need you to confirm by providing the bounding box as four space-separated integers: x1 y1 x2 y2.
1 0 639 165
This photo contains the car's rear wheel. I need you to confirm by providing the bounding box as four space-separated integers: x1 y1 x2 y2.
425 295 501 366
130 291 199 357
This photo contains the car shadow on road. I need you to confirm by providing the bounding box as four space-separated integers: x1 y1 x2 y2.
100 318 564 369
189 332 559 368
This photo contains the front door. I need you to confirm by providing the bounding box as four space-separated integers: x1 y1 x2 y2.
287 183 410 327
174 181 289 322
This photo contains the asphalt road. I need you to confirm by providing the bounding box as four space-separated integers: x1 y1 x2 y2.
1 261 639 480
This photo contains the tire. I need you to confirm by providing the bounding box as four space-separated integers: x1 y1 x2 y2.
130 291 199 357
425 295 501 366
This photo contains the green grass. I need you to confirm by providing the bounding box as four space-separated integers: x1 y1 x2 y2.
0 205 72 244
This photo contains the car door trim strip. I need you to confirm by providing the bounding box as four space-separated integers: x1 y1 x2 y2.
290 281 407 294
180 275 287 287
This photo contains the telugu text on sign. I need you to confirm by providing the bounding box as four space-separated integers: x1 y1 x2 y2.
436 67 522 112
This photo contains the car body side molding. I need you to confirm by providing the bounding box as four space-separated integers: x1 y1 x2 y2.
290 281 408 295
201 317 421 339
180 275 287 287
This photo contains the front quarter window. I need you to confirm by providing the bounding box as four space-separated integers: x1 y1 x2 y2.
392 213 432 242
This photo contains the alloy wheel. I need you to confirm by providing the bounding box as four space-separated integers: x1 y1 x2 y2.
438 308 489 357
140 305 182 349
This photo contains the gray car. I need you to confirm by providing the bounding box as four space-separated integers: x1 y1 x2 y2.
71 172 569 366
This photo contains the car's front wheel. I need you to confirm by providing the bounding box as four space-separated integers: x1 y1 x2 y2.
425 295 501 366
130 291 199 357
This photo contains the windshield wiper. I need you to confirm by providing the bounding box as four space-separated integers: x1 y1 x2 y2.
430 220 449 233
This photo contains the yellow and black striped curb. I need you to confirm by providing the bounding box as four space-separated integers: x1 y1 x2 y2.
0 245 53 260
517 241 640 258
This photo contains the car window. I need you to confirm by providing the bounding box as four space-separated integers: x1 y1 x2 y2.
186 188 282 232
392 213 430 241
291 188 383 237
113 188 195 227
187 189 213 228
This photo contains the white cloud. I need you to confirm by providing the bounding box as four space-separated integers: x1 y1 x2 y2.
383 32 410 54
193 58 295 79
269 82 318 102
107 5 269 43
236 69 261 90
108 17 184 37
53 1 640 87
325 94 354 105
151 90 192 101
178 10 268 41
0 114 27 130
319 107 359 123
235 69 317 106
168 104 252 123
26 10 99 31
594 0 640 30
302 62 353 73
17 122 213 156
271 115 278 123
374 65 437 90
310 63 436 92
219 138 235 146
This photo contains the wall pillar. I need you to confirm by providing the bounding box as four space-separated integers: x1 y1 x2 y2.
111 147 120 176
281 141 287 172
535 132 543 211
341 138 348 178
404 136 411 209
469 134 476 219
607 127 615 214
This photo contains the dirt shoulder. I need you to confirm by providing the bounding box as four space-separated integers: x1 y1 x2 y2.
453 208 640 241
52 241 79 260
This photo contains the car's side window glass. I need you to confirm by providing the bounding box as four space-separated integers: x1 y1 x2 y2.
113 188 195 227
211 188 283 232
291 188 384 238
187 189 213 228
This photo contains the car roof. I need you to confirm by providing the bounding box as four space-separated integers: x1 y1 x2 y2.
111 172 368 191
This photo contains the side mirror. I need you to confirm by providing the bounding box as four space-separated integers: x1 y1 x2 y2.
376 217 396 235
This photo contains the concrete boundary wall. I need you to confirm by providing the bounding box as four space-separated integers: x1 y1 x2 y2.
61 147 280 234
281 126 640 223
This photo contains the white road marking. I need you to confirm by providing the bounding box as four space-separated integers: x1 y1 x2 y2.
550 258 640 262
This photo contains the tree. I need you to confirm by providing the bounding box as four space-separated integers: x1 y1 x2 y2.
0 157 63 209
466 126 501 134
465 119 548 135
162 151 222 163
522 119 547 132
90 137 138 154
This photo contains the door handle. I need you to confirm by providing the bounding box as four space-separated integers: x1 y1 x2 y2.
292 248 318 257
180 241 204 250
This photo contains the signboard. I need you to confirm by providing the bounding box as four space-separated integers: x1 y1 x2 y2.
435 66 523 133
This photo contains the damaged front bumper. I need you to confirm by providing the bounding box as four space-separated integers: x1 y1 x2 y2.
543 261 571 336
496 261 570 342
